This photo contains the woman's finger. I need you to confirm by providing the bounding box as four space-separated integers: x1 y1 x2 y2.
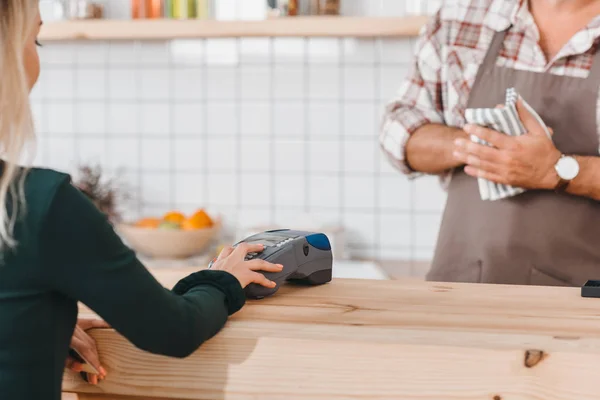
71 335 106 378
251 272 277 288
71 326 83 346
246 260 284 272
70 336 93 367
216 246 234 261
65 357 84 373
78 318 110 331
77 341 104 377
232 243 265 257
71 335 86 351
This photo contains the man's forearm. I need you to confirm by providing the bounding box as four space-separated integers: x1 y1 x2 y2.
564 156 600 201
405 124 469 174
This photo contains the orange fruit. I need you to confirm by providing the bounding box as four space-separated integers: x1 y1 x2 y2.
181 209 213 230
135 217 161 229
181 219 200 231
191 209 213 227
163 211 186 224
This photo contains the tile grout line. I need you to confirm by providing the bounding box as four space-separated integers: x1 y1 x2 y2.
33 98 392 105
135 41 143 217
41 61 410 70
201 39 209 208
338 37 346 252
168 41 176 211
373 37 382 262
104 41 112 215
304 37 310 214
269 37 276 226
122 203 424 215
72 43 80 176
234 37 242 236
43 131 384 141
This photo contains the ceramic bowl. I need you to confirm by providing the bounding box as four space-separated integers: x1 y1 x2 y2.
116 219 221 259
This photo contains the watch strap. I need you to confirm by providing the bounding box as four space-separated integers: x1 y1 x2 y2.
554 178 570 192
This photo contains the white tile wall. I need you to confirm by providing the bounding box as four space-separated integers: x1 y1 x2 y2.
276 175 306 208
172 103 204 135
32 0 448 262
240 102 270 135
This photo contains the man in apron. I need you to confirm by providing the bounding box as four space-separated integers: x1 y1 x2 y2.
380 0 600 286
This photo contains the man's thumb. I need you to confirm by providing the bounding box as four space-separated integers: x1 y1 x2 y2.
516 98 548 137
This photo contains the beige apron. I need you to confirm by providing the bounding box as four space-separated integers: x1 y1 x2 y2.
427 28 600 286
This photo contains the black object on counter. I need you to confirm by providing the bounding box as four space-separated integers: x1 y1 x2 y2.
581 280 600 298
227 229 333 299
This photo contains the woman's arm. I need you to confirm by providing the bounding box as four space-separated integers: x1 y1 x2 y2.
40 180 271 358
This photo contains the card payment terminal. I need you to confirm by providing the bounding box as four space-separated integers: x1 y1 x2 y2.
231 229 333 299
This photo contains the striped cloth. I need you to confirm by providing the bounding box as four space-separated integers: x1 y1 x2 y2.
464 88 552 201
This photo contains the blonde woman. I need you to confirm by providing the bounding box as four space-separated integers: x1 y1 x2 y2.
0 2 283 398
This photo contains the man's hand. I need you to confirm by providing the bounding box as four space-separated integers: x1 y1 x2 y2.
453 100 561 190
66 318 110 385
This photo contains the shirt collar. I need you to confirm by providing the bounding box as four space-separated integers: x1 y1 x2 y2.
484 0 600 61
483 0 521 32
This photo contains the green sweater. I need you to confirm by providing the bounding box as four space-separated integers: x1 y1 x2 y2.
0 168 245 399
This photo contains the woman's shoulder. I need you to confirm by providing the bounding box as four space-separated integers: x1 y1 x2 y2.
21 167 74 218
24 167 71 196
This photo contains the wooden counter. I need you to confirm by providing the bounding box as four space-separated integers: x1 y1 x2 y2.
65 267 600 400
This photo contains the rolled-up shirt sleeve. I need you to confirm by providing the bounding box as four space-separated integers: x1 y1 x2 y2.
379 10 446 177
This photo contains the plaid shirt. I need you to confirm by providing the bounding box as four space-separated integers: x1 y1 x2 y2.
380 0 600 188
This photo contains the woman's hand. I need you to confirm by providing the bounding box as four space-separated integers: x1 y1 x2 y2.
453 100 561 190
66 318 110 385
210 243 284 288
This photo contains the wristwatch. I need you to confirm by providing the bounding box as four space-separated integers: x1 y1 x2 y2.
554 154 580 192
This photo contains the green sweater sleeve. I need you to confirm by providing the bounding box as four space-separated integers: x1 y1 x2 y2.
40 180 245 358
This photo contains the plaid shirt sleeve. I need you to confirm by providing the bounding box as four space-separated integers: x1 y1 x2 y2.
379 10 446 178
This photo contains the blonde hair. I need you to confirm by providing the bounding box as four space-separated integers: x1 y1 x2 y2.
0 0 38 252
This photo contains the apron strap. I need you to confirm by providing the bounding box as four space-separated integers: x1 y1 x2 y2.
479 28 510 75
465 27 510 109
587 40 600 82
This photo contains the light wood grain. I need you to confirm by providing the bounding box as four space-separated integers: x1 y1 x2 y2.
64 333 600 400
39 16 429 41
68 270 600 399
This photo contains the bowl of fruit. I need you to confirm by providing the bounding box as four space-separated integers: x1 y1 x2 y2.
116 209 220 259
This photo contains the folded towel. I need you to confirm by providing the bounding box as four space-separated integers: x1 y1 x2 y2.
464 88 552 201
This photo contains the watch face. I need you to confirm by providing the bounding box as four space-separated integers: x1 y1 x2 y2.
556 156 580 180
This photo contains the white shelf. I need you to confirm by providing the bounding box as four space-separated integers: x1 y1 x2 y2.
39 16 429 41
